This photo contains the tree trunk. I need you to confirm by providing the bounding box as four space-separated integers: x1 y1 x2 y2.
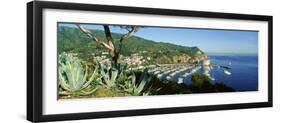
111 50 119 65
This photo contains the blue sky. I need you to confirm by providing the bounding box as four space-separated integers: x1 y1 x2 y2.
59 23 258 55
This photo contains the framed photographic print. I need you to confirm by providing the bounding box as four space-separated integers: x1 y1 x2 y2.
27 1 273 122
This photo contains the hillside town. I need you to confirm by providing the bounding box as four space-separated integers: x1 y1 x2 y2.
92 51 151 67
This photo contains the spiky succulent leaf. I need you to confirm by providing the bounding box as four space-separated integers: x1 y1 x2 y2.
110 69 119 83
136 75 152 94
58 52 99 97
58 67 70 91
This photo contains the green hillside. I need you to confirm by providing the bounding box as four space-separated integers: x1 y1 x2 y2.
58 26 205 63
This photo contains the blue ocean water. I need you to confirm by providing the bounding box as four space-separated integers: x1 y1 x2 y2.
184 55 258 91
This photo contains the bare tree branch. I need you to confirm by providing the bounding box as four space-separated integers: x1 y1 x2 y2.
76 24 141 64
120 26 140 42
75 24 114 51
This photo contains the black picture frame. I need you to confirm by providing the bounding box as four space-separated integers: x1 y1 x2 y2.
27 1 273 122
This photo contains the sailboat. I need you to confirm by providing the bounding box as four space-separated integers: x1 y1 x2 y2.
224 60 232 75
224 69 232 75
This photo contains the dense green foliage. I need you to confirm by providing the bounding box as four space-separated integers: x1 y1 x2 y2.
188 74 235 93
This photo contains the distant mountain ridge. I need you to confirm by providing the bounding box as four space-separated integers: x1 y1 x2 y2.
58 26 207 63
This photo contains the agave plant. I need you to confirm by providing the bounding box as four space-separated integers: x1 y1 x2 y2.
120 69 153 96
59 53 100 97
97 62 117 89
96 62 128 89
